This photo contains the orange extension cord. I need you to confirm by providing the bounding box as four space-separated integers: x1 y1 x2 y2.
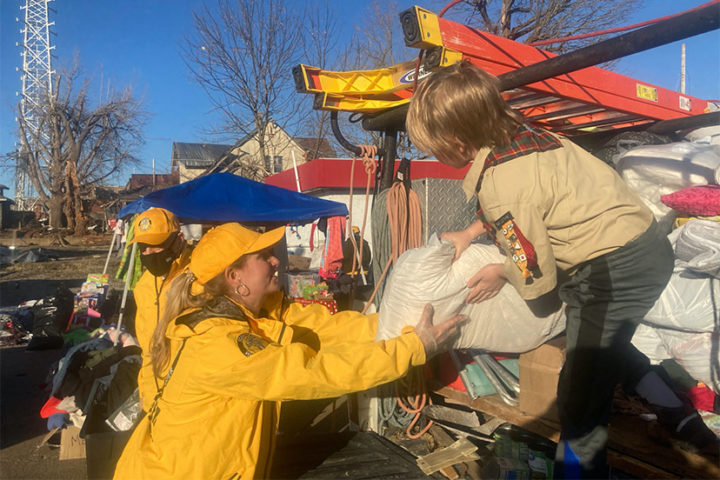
347 147 427 438
395 367 434 439
362 181 422 314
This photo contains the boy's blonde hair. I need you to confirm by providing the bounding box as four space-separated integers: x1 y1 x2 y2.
406 60 524 165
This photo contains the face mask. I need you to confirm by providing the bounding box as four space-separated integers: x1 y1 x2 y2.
140 250 176 276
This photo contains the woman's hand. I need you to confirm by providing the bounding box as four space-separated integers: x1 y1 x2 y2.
414 304 467 358
465 263 506 304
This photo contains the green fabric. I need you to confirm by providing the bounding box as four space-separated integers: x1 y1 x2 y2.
115 214 143 289
61 326 91 346
85 347 118 369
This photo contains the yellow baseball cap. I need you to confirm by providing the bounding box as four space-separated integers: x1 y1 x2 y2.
190 223 285 285
129 208 180 246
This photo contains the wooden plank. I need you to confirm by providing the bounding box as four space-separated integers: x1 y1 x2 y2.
606 450 678 479
608 414 720 480
432 384 561 442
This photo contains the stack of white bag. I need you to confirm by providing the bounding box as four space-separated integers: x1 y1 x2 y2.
632 219 720 393
614 131 720 225
376 236 566 353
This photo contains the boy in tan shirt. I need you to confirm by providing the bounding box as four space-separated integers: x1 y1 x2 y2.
407 60 717 477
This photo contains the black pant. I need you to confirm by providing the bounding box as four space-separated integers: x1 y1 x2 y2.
554 221 673 478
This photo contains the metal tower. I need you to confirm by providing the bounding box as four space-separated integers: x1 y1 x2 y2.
16 0 54 210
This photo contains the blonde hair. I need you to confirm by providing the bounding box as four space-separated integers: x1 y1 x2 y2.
406 60 524 165
150 256 247 378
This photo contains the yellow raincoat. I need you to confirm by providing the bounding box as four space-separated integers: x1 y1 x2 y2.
132 247 192 409
114 296 425 480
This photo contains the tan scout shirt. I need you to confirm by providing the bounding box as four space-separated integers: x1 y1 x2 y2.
462 135 653 300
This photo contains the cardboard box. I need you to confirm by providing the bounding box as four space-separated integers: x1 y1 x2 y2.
59 426 86 460
518 336 566 423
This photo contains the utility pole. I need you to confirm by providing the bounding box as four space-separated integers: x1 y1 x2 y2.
680 43 686 94
16 0 55 210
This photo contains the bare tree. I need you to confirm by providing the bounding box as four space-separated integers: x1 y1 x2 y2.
297 0 339 160
314 0 420 156
352 0 417 69
184 0 305 175
14 63 145 233
466 0 642 52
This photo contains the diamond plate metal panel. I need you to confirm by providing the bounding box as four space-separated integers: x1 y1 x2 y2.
412 178 477 243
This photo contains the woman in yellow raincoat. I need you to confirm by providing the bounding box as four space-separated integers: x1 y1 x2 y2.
114 222 465 479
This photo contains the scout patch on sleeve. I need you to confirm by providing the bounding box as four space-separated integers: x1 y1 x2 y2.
494 212 542 284
237 333 270 357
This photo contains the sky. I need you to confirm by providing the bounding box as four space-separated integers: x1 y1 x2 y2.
1 0 718 198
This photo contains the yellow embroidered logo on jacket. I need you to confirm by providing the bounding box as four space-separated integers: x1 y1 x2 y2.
237 333 269 357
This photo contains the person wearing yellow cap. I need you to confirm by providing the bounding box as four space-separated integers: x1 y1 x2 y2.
129 207 192 411
114 222 466 480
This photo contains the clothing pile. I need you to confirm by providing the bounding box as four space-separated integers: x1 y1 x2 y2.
40 328 142 435
0 310 32 346
0 288 75 350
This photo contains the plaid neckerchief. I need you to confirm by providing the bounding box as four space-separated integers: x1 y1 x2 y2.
474 125 562 240
474 125 562 193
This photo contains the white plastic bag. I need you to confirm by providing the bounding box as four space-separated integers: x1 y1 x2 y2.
614 142 720 221
645 270 720 332
669 219 720 277
643 220 720 331
377 236 566 353
632 323 720 393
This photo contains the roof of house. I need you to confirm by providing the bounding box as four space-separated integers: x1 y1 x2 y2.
125 172 179 191
172 142 234 169
293 137 337 159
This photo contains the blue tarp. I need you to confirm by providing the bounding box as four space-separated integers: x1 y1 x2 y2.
118 172 347 223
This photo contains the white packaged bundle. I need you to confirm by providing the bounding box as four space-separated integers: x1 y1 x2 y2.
669 219 720 276
645 270 720 332
377 236 565 353
632 323 719 393
644 220 720 332
614 141 720 222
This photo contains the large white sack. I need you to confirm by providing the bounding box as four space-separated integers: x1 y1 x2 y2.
684 125 720 146
645 269 720 332
614 141 720 222
376 236 566 353
629 324 668 364
632 323 720 393
644 220 720 332
669 219 720 277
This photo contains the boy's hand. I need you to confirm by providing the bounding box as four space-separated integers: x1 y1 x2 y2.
441 220 487 261
465 263 506 303
414 304 467 358
441 230 475 261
